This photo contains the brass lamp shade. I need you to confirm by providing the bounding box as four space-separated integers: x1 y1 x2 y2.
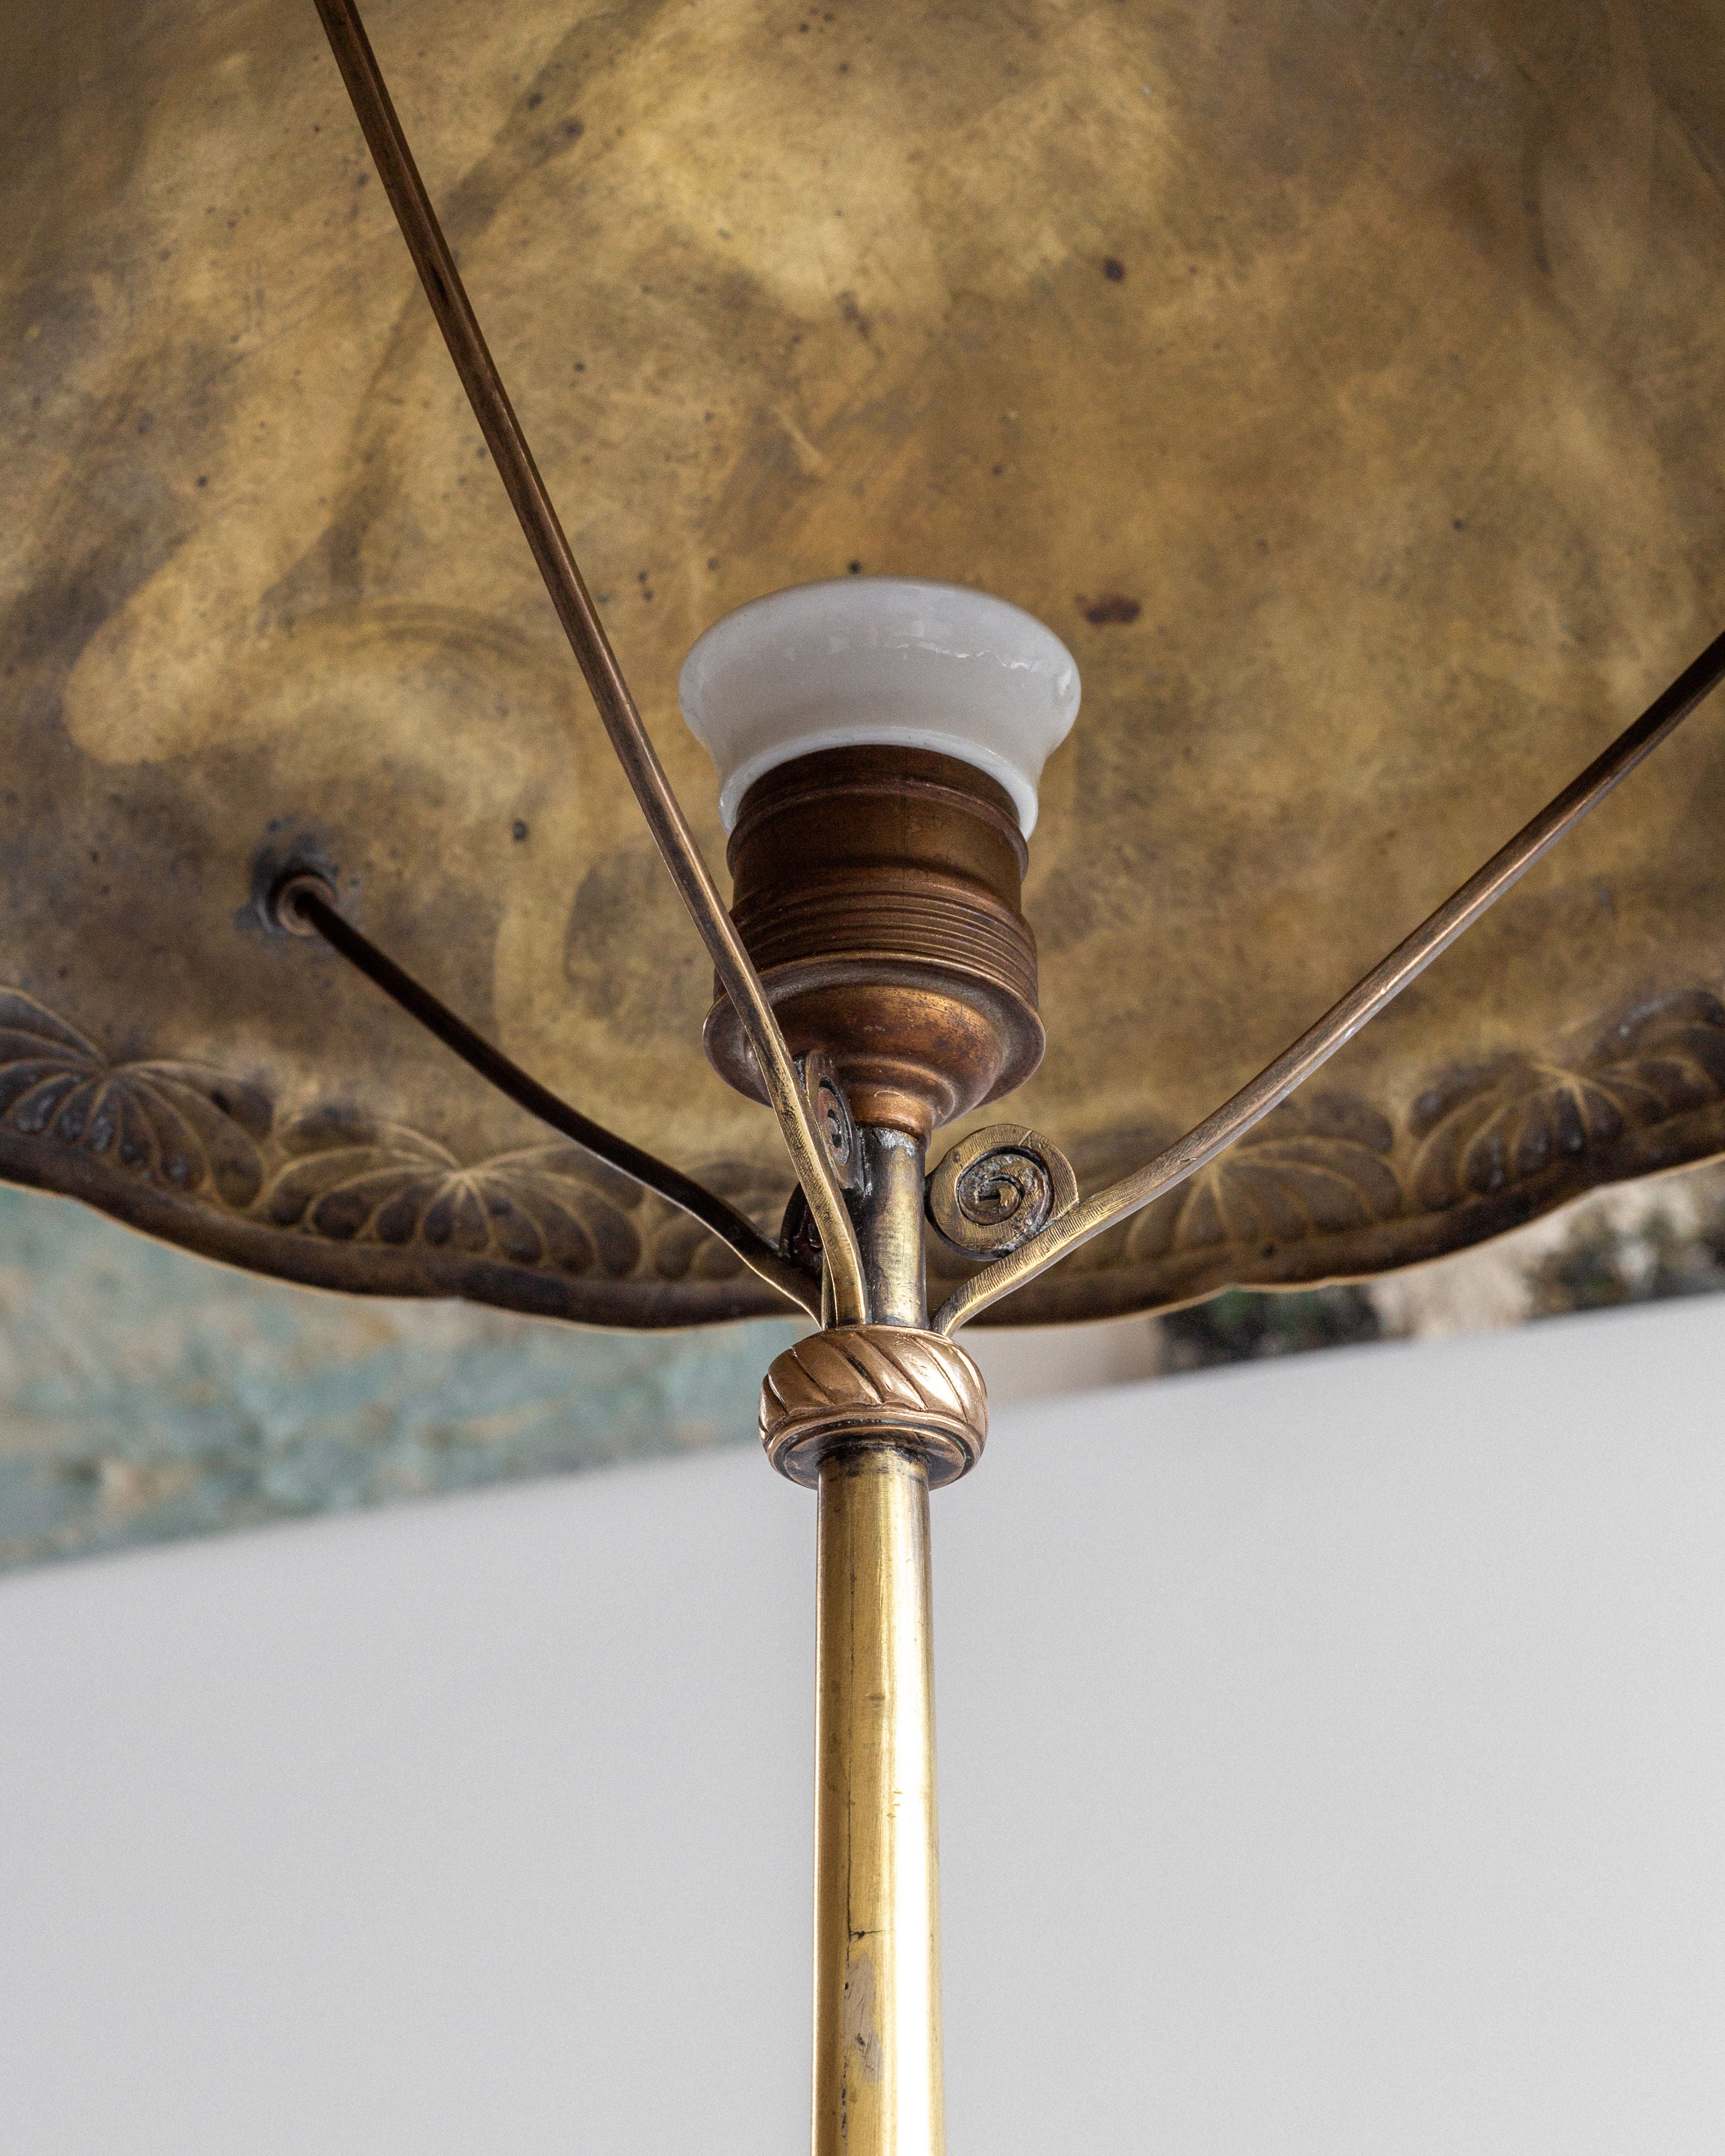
6 0 1725 1327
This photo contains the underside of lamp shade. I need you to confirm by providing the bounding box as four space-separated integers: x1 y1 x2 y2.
2 0 1724 1327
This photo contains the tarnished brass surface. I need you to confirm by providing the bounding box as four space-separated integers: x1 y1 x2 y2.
7 0 1725 1326
936 638 1725 1329
308 0 874 1323
853 1126 932 1332
927 1122 1079 1260
274 867 820 1310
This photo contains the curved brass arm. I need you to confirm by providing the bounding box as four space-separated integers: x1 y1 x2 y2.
310 0 869 1325
934 629 1725 1335
275 878 820 1318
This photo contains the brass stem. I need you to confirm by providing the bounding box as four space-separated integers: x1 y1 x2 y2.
814 1444 944 2156
807 1127 944 2152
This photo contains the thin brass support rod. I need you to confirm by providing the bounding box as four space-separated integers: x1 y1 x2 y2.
309 0 870 1326
936 627 1725 1334
278 879 819 1318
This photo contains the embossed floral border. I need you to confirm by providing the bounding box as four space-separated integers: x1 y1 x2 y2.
3 986 1724 1329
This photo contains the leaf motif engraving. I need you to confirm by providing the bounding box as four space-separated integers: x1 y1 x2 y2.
2 980 1724 1325
263 1129 645 1278
1409 991 1725 1210
0 990 271 1206
1124 1093 1401 1263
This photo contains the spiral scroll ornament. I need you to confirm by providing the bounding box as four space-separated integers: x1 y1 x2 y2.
759 1326 988 1488
926 1123 1079 1259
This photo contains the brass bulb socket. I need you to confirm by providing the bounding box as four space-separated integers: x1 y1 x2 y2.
704 745 1044 1140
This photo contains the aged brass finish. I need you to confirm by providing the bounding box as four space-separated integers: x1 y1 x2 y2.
308 0 871 1328
926 1122 1079 1260
10 0 1725 1324
762 1114 974 2148
707 748 1043 1141
852 1122 931 1332
272 874 818 1315
767 1111 969 2146
814 1444 945 2156
936 627 1725 1331
801 1049 866 1196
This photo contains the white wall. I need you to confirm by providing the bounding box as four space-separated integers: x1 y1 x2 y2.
2 1296 1722 2155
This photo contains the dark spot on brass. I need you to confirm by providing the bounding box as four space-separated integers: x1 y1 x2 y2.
1080 593 1141 625
511 820 528 842
848 560 862 574
1103 257 1125 281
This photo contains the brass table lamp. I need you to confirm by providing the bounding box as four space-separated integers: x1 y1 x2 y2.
7 1 1725 2146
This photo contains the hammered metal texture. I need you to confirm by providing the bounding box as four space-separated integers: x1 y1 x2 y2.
6 0 1725 1325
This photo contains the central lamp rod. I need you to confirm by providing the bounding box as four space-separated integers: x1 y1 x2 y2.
812 1129 943 2153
